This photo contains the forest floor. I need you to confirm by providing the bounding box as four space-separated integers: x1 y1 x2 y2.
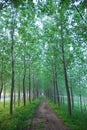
26 98 69 130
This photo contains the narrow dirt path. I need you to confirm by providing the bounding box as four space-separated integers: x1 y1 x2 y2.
26 99 69 130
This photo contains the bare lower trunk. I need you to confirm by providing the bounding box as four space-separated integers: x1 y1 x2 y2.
33 74 35 100
29 64 31 103
10 6 16 114
26 89 28 100
70 86 74 109
0 57 4 100
18 76 20 106
18 89 20 106
84 98 86 110
10 27 15 114
14 89 16 108
23 76 26 106
52 61 56 103
62 48 71 116
4 85 6 108
60 10 72 116
36 85 39 98
54 63 60 107
79 92 82 112
60 94 64 105
23 56 26 106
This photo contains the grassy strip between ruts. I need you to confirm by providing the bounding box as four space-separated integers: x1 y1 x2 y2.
0 98 41 130
48 99 87 130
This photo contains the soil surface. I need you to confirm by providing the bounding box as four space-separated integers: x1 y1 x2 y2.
26 99 69 130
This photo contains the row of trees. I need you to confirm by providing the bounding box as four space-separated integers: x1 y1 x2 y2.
43 0 87 115
0 0 87 115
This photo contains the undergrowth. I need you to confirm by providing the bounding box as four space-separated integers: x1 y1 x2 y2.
0 98 41 130
48 99 87 130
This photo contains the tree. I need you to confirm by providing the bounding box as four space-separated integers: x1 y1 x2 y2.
10 5 16 114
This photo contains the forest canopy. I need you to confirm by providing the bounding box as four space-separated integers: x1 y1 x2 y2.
0 0 87 116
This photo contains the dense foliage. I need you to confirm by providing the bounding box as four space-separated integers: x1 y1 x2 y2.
0 0 87 115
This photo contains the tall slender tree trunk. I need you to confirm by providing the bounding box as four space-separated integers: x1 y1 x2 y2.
54 63 60 107
18 75 20 106
23 56 26 106
79 92 82 112
10 27 15 114
84 98 86 110
4 84 6 108
60 11 72 116
14 89 16 108
61 41 72 116
33 73 35 100
70 85 74 109
27 88 28 100
52 61 56 103
62 94 65 104
36 84 39 98
29 64 31 103
0 57 4 100
49 79 53 100
10 5 17 114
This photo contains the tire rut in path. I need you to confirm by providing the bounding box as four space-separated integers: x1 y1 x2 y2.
26 99 69 130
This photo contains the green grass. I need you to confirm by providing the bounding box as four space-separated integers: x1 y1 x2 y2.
0 98 41 130
48 100 87 130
